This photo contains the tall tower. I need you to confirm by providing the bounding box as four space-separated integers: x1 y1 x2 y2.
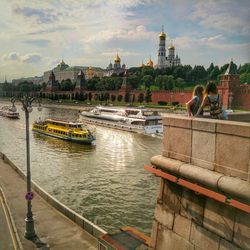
75 70 85 91
157 25 166 69
168 40 175 61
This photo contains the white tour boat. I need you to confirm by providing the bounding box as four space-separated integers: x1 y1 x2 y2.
0 105 20 119
80 106 163 135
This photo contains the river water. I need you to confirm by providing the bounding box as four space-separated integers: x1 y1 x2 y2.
0 104 162 234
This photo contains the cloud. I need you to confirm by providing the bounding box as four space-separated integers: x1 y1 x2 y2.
85 25 157 43
187 0 250 36
22 53 42 63
23 39 50 47
2 52 20 61
13 6 59 24
174 34 250 51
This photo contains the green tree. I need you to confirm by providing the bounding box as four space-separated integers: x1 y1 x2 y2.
145 89 152 103
111 95 116 102
142 75 153 88
138 93 144 103
117 95 123 102
124 92 130 103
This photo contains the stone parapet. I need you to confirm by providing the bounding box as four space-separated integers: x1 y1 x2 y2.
162 114 250 182
148 115 250 250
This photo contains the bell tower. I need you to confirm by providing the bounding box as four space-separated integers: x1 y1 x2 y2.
157 25 166 69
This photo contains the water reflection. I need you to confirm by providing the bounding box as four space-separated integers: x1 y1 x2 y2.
0 104 161 234
33 133 96 154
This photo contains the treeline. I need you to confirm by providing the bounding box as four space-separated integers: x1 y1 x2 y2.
0 63 249 96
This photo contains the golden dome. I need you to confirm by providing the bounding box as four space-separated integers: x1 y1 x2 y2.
114 53 121 62
168 45 175 50
159 32 166 38
140 62 145 68
146 58 154 67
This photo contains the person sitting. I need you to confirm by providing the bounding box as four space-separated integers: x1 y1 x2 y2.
195 81 228 120
186 85 204 117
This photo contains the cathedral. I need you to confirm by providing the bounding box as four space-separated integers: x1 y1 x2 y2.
104 53 126 76
157 27 181 69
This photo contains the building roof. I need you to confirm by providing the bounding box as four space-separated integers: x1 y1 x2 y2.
224 60 238 75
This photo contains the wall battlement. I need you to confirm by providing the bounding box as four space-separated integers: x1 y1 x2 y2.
149 115 250 249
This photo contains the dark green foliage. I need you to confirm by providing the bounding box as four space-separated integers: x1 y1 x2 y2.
124 92 130 103
138 93 144 103
145 89 152 103
117 95 123 102
158 101 167 105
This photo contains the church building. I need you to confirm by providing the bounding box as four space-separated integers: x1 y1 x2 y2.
157 27 181 69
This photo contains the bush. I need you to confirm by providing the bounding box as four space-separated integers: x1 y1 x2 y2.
171 101 179 106
158 101 167 105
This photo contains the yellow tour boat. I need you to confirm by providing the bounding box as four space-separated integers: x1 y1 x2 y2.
32 118 95 144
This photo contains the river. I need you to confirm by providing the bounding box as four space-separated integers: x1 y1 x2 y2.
0 104 162 235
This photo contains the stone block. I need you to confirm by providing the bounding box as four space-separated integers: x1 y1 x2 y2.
233 210 250 249
156 179 164 204
203 199 235 241
162 126 170 157
173 214 192 240
163 181 182 213
156 225 194 250
192 118 216 133
154 204 174 229
163 116 171 126
191 130 215 170
215 134 249 180
75 215 84 228
216 120 250 138
190 222 220 250
169 116 192 129
83 220 93 235
150 219 158 250
180 189 205 225
219 238 241 250
167 127 192 163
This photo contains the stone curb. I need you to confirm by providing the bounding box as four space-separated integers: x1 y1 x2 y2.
0 186 23 250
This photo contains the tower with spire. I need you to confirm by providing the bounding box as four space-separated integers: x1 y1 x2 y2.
157 25 167 69
75 70 85 91
219 59 239 109
157 26 181 68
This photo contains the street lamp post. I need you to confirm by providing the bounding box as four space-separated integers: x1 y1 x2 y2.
18 95 42 240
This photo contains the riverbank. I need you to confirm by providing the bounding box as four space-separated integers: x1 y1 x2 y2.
0 153 103 249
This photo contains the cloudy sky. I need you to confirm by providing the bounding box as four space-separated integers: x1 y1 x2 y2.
0 0 249 81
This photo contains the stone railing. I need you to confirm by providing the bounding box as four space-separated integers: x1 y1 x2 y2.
149 114 250 250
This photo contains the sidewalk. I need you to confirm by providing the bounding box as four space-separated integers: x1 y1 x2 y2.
0 190 16 250
0 158 98 249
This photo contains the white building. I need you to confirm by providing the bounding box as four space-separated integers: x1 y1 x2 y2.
157 27 181 69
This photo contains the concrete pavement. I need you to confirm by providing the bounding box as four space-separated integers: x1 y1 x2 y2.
0 158 98 249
